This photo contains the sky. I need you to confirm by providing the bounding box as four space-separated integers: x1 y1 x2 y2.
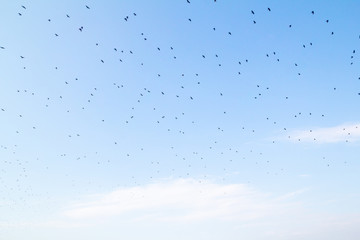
0 0 360 239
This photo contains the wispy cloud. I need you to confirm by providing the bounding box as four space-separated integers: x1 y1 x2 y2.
4 179 360 240
62 178 298 222
287 123 360 143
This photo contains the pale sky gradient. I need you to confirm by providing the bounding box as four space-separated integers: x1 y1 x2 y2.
0 0 360 239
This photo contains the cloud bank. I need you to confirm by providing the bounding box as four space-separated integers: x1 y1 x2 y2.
63 178 294 222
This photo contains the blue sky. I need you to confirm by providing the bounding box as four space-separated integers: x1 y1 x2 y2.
1 0 360 239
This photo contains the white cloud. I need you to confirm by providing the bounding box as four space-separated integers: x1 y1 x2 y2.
59 179 360 240
3 179 360 240
62 178 296 222
287 123 360 143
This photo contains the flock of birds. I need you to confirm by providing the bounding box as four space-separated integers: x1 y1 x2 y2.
0 1 359 217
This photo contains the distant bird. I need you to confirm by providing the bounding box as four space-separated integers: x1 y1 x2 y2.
311 10 314 14
268 7 271 11
187 0 190 3
251 10 255 14
21 5 26 9
86 5 90 9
